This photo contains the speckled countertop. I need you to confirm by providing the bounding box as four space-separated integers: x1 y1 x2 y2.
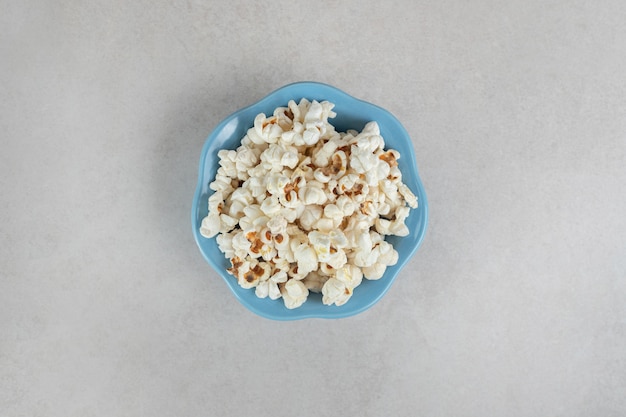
2 1 625 416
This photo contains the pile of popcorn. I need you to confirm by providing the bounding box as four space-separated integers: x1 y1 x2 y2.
200 98 417 309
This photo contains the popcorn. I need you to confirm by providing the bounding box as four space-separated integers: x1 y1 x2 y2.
255 269 288 300
389 206 411 237
216 231 235 259
199 98 418 309
398 183 418 209
322 204 344 228
267 215 288 235
335 264 363 290
321 278 353 306
335 195 356 217
302 271 328 293
362 241 399 280
349 144 377 174
280 279 309 309
209 173 233 194
200 213 220 238
299 205 322 231
293 244 318 276
312 140 338 168
219 213 238 233
299 186 327 206
232 259 268 289
260 195 282 216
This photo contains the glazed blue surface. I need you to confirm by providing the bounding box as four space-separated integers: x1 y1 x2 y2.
191 82 428 320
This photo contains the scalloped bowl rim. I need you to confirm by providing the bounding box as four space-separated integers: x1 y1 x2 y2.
192 81 428 320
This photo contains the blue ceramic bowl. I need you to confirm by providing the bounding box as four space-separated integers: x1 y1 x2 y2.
192 82 428 320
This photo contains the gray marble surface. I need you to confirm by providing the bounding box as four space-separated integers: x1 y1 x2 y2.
2 1 625 416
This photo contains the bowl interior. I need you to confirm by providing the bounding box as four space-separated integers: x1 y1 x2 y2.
192 82 428 320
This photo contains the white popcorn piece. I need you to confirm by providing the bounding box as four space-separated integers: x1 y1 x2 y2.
361 120 380 136
229 187 253 205
337 173 358 194
260 143 284 170
321 278 353 306
299 186 327 206
259 243 277 262
335 195 356 217
299 205 322 231
280 148 299 169
374 201 391 217
280 130 295 144
293 244 318 276
250 114 283 145
231 231 252 258
288 226 308 249
370 230 383 246
313 168 332 184
279 190 301 209
260 227 273 245
217 149 238 178
377 241 399 265
357 201 377 220
387 166 402 183
367 159 391 185
375 217 392 235
363 241 398 280
255 269 288 300
241 230 271 260
349 144 377 174
200 213 221 238
326 248 347 270
280 279 309 309
322 204 344 228
352 231 374 267
398 183 418 209
335 264 363 289
302 128 321 146
378 148 400 166
279 206 299 223
287 262 307 281
216 232 235 259
314 217 334 232
273 231 289 251
304 100 323 124
267 215 288 235
318 262 335 276
234 260 263 289
389 206 411 237
302 271 328 293
210 173 233 195
219 213 238 233
288 99 306 123
327 150 347 180
273 257 291 272
207 191 224 213
290 168 310 187
362 263 386 280
312 140 339 168
243 176 265 200
266 173 291 196
329 229 349 248
380 179 399 202
236 146 260 170
260 195 282 216
246 114 267 145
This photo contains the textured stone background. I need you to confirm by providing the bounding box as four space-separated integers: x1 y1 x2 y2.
2 1 625 416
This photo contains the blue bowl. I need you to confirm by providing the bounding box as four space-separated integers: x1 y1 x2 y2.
192 82 428 320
